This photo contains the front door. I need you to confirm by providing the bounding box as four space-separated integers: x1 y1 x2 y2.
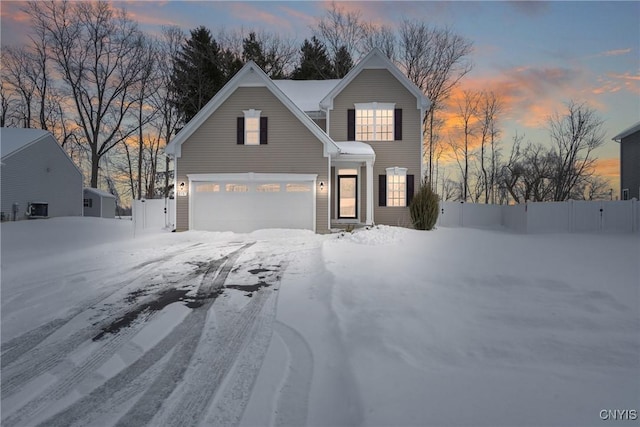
338 175 357 219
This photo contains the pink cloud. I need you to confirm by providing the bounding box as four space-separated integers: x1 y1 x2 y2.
227 3 293 31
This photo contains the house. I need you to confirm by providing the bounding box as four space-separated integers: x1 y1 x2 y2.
1 127 83 221
165 49 430 233
83 187 116 218
613 121 640 200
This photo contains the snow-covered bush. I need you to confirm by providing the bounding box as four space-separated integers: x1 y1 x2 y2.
409 180 439 230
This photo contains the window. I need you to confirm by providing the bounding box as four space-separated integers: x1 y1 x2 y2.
286 183 311 192
386 167 407 207
195 183 220 192
83 198 92 208
243 109 261 145
225 184 249 192
355 103 395 141
257 183 281 192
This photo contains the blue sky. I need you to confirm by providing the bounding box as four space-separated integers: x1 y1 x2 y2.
2 1 638 188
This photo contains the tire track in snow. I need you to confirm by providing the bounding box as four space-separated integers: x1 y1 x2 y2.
1 243 216 398
117 244 264 427
30 243 254 427
272 321 314 427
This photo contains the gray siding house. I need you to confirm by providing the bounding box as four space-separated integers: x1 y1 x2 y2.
83 187 116 218
613 121 640 200
1 128 83 220
165 49 430 233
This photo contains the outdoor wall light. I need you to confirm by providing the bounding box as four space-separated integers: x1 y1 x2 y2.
178 181 188 196
179 182 185 190
319 181 325 191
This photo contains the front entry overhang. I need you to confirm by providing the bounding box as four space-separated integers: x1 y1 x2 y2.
331 141 375 225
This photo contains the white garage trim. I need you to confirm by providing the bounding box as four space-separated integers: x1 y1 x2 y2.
188 173 318 182
187 173 317 233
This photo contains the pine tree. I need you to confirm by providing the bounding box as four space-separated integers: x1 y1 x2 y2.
333 45 353 78
170 26 226 123
291 37 335 80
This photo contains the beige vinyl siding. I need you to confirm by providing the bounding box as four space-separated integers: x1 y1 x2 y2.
176 86 329 233
329 69 421 227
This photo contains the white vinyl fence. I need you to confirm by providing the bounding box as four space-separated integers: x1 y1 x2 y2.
438 199 639 233
132 198 176 233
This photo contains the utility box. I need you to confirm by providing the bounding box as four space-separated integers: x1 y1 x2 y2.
27 202 49 219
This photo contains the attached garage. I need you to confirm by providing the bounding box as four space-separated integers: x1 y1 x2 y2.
188 173 316 233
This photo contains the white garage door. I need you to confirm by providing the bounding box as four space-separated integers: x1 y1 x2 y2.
190 174 315 232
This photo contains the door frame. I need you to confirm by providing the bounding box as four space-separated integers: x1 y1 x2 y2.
337 174 358 219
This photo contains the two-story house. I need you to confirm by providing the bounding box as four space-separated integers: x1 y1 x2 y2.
165 49 430 233
612 121 640 201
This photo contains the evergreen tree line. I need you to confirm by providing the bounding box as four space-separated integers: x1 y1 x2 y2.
171 27 353 123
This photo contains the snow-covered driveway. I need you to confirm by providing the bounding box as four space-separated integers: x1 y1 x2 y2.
2 218 638 427
1 219 325 427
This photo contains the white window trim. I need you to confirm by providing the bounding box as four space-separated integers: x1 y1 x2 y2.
243 109 261 145
354 102 395 141
622 188 629 200
386 166 407 207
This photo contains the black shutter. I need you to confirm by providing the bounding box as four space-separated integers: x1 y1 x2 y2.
237 117 244 145
347 109 355 140
394 109 402 141
260 117 268 145
379 175 387 207
406 174 414 206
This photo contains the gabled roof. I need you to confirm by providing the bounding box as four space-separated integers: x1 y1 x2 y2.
272 79 341 112
84 187 116 199
319 48 431 111
165 61 340 157
612 121 640 142
1 127 51 159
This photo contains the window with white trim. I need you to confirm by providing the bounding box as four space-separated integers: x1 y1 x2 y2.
355 102 394 141
243 109 261 145
386 167 407 207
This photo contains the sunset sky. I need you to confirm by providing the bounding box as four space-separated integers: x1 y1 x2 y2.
1 1 638 194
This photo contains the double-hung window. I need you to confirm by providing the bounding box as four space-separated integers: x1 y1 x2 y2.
386 167 407 207
354 102 395 141
238 109 268 145
243 109 260 145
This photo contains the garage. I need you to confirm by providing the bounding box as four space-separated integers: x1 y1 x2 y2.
189 173 316 233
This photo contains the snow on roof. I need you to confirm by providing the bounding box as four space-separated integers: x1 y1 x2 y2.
1 127 51 159
84 187 116 199
334 141 375 156
612 121 640 142
272 79 342 112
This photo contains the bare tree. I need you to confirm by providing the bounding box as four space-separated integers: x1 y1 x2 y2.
450 90 479 201
2 47 36 128
548 100 606 201
398 21 473 185
0 80 15 127
314 2 366 62
477 91 502 203
25 1 147 188
361 23 396 60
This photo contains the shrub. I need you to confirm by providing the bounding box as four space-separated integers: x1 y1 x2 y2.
409 180 439 230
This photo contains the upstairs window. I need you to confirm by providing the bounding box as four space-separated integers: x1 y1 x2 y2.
237 109 268 145
348 103 402 141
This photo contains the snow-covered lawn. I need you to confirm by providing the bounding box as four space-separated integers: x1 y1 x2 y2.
1 217 638 426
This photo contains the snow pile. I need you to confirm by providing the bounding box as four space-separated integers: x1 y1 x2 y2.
337 224 409 245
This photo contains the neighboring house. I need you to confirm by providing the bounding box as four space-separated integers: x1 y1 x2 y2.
1 127 83 221
165 49 430 233
613 121 640 200
83 187 116 218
